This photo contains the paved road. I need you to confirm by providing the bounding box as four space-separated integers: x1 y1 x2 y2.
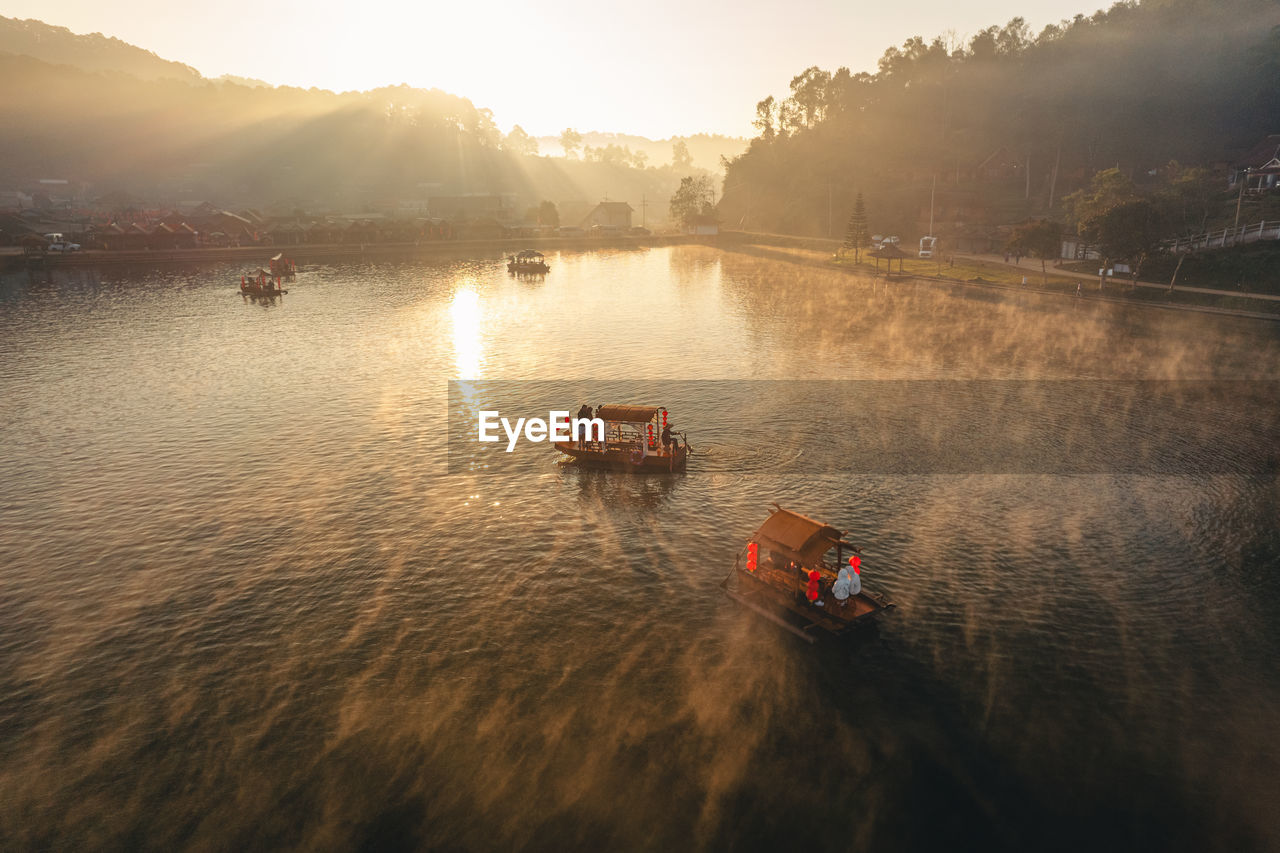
957 253 1280 303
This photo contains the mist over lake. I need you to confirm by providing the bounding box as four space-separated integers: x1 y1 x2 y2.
1 246 1277 850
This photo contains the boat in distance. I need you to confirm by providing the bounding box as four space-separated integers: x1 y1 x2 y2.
239 269 287 296
722 505 893 642
507 250 550 274
552 405 689 472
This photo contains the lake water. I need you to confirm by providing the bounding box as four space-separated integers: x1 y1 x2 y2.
1 245 1278 851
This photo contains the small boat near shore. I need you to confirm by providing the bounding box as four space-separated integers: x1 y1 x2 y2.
269 253 296 279
239 269 287 296
507 250 550 274
722 505 893 642
552 405 689 472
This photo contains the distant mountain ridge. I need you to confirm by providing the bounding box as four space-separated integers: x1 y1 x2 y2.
0 15 202 82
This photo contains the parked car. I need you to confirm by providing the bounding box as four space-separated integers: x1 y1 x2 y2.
43 232 81 252
629 226 651 236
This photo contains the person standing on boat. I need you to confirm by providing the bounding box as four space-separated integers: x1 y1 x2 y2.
575 403 593 448
833 556 861 607
833 566 853 606
661 422 675 453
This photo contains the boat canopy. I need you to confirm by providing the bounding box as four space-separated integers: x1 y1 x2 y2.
596 405 660 423
270 252 284 262
752 506 844 566
516 250 544 259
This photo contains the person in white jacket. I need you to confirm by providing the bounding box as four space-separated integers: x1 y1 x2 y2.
833 556 862 607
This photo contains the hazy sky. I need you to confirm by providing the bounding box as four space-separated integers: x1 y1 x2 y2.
2 0 1102 138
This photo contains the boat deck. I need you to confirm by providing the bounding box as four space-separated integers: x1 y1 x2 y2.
733 561 886 636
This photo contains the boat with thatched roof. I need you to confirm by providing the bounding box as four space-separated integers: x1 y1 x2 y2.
722 505 893 642
551 405 689 472
507 250 550 274
239 268 287 296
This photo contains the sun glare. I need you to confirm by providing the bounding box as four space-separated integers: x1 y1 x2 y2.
449 287 483 379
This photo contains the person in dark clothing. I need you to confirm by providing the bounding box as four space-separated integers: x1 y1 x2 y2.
661 422 675 452
575 404 593 448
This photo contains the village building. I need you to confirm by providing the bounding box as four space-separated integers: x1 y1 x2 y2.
579 201 633 230
1229 134 1280 193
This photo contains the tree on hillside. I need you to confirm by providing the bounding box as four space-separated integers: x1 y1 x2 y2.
1081 199 1165 289
503 125 538 156
537 200 559 227
716 0 1280 239
670 175 716 230
1155 164 1222 236
753 96 776 141
1007 219 1061 283
844 192 871 262
559 128 583 159
672 139 693 170
1063 168 1138 231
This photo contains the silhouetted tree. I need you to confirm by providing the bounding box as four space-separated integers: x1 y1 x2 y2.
670 175 715 229
1007 219 1062 283
844 192 870 261
1081 199 1164 288
503 125 538 156
559 128 583 159
537 200 559 227
672 140 693 170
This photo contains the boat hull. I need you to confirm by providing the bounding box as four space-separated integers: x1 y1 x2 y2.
727 562 892 639
553 440 687 472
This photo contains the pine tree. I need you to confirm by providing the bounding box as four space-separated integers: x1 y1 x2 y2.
844 192 870 262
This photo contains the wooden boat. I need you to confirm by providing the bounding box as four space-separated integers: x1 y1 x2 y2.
239 269 287 296
269 253 296 279
507 250 550 274
722 505 893 642
552 405 689 472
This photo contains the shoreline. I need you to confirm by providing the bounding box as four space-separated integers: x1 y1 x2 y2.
10 230 1279 323
1 233 704 271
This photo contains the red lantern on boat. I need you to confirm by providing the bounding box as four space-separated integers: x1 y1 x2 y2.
746 542 758 572
647 424 654 448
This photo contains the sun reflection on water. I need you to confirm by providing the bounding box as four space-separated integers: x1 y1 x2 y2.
449 286 483 379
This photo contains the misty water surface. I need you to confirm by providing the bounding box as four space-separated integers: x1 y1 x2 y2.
1 246 1278 851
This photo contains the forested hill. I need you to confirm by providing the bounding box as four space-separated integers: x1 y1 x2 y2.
0 16 202 82
0 34 700 217
719 0 1280 238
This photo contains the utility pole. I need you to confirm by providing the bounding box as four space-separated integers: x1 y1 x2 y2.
639 194 648 228
1233 168 1249 245
928 174 936 237
828 181 833 239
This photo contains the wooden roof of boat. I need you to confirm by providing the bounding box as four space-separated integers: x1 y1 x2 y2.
752 506 844 566
596 405 660 423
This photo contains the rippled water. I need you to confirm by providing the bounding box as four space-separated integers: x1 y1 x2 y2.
2 246 1279 851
